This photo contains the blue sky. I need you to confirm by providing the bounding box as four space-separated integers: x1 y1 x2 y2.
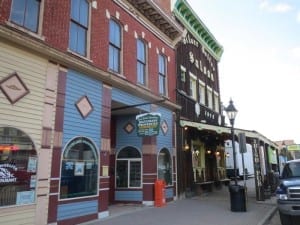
187 0 300 143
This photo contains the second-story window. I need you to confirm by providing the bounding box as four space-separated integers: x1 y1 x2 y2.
189 72 197 100
158 54 166 95
69 0 89 56
214 92 220 113
109 19 121 73
199 80 205 105
207 86 213 109
10 0 41 33
180 66 186 83
137 39 146 85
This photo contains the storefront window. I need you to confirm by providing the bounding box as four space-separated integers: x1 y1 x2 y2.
60 137 98 199
0 127 37 207
158 148 172 185
116 147 141 188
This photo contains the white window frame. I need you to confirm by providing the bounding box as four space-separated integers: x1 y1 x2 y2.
207 86 213 109
214 91 220 113
8 0 45 38
198 79 205 105
115 147 142 189
137 38 148 86
180 65 186 82
189 72 197 100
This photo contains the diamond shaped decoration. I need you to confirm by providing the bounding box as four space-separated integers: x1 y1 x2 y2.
0 72 29 104
161 120 168 135
124 122 134 134
75 95 93 119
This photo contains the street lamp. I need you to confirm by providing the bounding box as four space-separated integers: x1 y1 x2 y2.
225 99 238 185
225 99 246 212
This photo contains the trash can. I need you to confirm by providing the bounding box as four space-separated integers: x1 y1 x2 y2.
229 184 247 212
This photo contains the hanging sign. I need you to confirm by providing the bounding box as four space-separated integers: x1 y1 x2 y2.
136 113 161 137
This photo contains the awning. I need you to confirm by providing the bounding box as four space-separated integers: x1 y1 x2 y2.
179 120 278 149
179 120 230 134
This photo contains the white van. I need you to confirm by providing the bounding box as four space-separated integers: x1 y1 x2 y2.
225 140 254 179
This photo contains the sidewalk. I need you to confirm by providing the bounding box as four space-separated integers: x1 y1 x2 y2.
81 179 277 225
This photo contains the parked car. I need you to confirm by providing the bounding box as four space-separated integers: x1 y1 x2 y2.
276 159 300 225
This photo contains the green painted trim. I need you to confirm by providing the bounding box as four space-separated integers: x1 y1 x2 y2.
173 0 223 61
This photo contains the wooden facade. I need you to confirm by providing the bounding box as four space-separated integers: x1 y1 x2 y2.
173 0 279 200
0 42 57 225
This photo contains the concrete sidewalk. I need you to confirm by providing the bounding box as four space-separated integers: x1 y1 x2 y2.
82 179 277 225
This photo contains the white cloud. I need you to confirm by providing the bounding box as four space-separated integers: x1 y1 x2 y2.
273 3 292 13
297 11 300 23
259 0 269 10
291 47 300 58
259 1 292 13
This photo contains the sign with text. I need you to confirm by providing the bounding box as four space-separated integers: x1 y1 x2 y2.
136 113 161 137
287 144 300 151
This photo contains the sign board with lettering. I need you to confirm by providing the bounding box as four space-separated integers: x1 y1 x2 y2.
287 144 300 151
136 113 161 137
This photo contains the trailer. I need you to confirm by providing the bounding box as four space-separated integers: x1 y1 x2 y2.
225 140 254 179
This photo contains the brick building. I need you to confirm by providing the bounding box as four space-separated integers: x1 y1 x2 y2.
0 0 182 224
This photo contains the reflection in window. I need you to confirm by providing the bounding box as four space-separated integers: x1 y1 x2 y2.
137 39 146 85
158 54 166 95
199 81 205 105
60 137 98 199
109 19 121 73
158 148 172 185
0 127 37 207
214 92 219 113
207 87 213 109
116 147 141 188
10 0 40 33
189 73 197 100
282 161 300 178
69 0 89 56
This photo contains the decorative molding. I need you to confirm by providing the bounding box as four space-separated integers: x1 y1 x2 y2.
123 122 135 134
75 95 94 119
0 72 29 104
173 0 223 61
161 119 169 135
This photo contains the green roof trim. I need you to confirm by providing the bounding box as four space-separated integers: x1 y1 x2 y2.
173 0 224 61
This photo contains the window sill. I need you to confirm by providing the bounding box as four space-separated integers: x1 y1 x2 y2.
107 68 125 78
67 49 93 63
6 21 45 41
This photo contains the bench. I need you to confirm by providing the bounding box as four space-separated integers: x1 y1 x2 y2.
219 178 231 186
196 181 214 192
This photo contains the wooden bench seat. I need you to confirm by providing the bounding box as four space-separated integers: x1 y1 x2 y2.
196 181 214 192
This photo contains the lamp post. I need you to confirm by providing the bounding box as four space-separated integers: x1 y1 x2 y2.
225 99 246 212
225 99 238 185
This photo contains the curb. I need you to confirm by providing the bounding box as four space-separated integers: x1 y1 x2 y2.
257 206 277 225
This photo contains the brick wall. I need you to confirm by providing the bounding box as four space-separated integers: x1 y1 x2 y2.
0 0 177 102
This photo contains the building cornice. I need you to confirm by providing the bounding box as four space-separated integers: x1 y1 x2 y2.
113 0 184 48
173 0 223 61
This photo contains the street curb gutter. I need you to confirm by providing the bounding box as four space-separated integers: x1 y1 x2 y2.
257 206 277 225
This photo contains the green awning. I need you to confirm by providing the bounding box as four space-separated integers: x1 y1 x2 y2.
268 147 277 164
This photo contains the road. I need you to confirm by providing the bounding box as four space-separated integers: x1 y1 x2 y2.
265 211 280 225
265 211 300 225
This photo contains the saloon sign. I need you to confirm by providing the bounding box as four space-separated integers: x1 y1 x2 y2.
136 113 161 137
